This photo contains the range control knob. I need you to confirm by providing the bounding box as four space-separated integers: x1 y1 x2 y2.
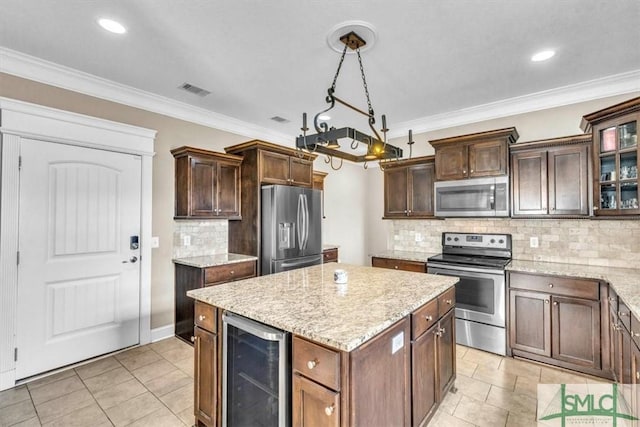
446 237 451 241
490 239 495 244
499 239 504 244
454 237 459 242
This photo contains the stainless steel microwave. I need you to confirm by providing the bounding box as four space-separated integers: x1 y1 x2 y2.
434 175 509 217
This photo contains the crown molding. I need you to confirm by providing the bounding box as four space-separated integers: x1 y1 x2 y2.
3 47 639 143
0 47 292 145
389 69 640 138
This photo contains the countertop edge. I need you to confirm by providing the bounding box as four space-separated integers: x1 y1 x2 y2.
173 253 258 268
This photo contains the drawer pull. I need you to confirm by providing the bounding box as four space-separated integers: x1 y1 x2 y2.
619 311 629 317
198 315 206 321
325 404 335 416
307 359 319 369
445 299 452 305
633 331 640 338
548 283 554 288
394 266 398 269
425 315 433 322
230 270 235 275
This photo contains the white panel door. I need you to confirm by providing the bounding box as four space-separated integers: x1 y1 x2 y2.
16 139 142 379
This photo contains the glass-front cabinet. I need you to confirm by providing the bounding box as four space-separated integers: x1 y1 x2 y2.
581 97 640 216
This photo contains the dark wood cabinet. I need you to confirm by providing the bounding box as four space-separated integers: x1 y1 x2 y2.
581 96 640 216
194 304 218 427
260 150 313 187
171 146 242 219
508 271 609 377
174 260 256 343
292 374 340 427
225 140 316 269
381 156 435 218
511 135 590 217
411 291 456 427
371 256 427 273
430 127 518 181
322 247 338 263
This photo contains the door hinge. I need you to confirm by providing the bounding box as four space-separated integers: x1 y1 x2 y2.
14 348 18 362
18 155 22 170
17 251 20 265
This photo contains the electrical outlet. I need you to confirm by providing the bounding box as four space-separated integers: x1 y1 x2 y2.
150 236 159 248
530 236 539 248
415 233 422 242
183 235 191 246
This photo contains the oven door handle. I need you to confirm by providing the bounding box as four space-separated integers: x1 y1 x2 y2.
428 264 504 276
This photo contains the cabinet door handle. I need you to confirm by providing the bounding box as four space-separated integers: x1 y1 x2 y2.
609 297 616 302
470 169 474 173
229 270 235 275
394 266 398 269
636 371 640 381
544 300 549 304
440 327 446 335
425 315 433 322
325 404 335 416
633 331 640 338
548 283 554 288
190 336 195 343
307 359 318 369
445 299 452 305
198 315 206 321
619 311 629 317
553 301 558 306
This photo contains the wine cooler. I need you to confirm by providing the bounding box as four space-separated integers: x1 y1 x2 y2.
222 312 290 426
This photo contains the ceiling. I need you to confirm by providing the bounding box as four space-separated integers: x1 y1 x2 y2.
1 1 639 142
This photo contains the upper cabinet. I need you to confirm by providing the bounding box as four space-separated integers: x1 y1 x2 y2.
171 146 242 219
259 150 314 187
430 128 519 181
581 97 640 216
381 156 435 219
511 134 590 217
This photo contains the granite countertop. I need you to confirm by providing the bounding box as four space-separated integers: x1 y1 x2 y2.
507 259 640 322
187 263 458 352
173 253 258 268
371 250 439 263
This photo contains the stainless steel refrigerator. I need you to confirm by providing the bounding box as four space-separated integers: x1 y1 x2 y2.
261 185 322 275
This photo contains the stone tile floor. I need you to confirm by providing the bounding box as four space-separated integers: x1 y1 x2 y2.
0 339 610 427
0 337 195 427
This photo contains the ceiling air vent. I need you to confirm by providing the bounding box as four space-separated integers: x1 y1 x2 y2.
270 116 290 123
179 82 211 97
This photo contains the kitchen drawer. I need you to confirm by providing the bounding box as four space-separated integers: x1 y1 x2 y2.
618 298 631 333
323 248 338 263
437 287 456 317
509 272 599 301
293 336 341 391
204 260 256 285
412 298 438 339
371 257 426 273
194 301 216 333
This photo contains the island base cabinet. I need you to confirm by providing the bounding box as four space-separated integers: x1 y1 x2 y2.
293 374 340 427
194 326 217 427
412 308 456 427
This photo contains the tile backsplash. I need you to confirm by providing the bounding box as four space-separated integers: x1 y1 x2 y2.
173 219 228 259
391 218 640 268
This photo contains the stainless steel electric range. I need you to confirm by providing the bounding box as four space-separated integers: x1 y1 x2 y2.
427 232 512 355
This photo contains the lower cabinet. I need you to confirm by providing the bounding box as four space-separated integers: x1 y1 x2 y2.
411 302 456 427
293 374 340 427
322 248 338 263
174 260 256 343
193 303 218 427
508 272 608 377
371 256 427 273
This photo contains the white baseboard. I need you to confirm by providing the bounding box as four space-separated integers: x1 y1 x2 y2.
150 324 175 343
1 370 16 392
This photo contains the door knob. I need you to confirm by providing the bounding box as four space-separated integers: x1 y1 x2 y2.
122 256 138 263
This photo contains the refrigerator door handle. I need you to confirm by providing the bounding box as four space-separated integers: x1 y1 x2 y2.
301 194 309 250
297 194 304 249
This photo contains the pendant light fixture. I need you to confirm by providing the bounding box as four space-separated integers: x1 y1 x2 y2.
296 30 402 170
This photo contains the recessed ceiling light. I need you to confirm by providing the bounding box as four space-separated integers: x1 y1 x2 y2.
98 18 126 34
318 115 331 121
531 50 555 62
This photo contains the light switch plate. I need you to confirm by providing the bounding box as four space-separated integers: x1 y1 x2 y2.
391 332 404 354
530 236 539 248
150 236 159 248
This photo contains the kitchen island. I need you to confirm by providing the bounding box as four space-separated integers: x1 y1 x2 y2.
187 263 458 427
